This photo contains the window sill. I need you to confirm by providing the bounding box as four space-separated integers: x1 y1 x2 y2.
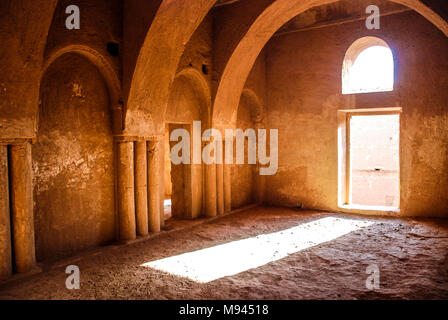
339 204 400 214
342 88 393 95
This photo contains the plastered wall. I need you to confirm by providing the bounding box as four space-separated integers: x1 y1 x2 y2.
232 95 256 209
31 0 122 260
35 53 115 260
265 11 448 217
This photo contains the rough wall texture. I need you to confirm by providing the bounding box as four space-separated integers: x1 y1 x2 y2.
212 0 273 100
167 76 203 124
166 79 204 219
0 0 57 138
123 0 161 104
124 0 216 137
265 11 448 217
45 0 122 69
244 50 268 123
0 146 11 280
163 15 214 219
277 0 407 35
169 124 189 219
217 2 269 210
177 14 213 89
232 95 256 209
28 0 122 261
34 53 115 261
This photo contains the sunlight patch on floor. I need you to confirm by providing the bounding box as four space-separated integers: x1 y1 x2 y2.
141 216 374 283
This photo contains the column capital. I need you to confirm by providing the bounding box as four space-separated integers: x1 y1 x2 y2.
114 135 163 142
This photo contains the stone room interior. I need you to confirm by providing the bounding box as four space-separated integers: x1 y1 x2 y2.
0 0 447 300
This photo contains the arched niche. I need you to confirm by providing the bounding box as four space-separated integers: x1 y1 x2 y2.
42 45 122 133
34 52 115 261
231 89 265 210
165 68 211 220
166 68 211 126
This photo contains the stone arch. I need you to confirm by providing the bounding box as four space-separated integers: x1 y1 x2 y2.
43 45 121 108
42 45 122 132
167 68 212 127
124 0 218 137
240 88 265 127
0 0 59 139
212 0 448 128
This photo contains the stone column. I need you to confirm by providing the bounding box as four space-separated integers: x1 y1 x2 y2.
254 123 265 205
9 142 35 273
147 140 161 233
0 145 12 280
223 164 232 213
117 141 136 241
134 141 148 236
159 139 165 229
215 133 224 215
216 161 224 215
222 128 232 214
254 164 266 205
204 162 217 217
191 162 203 219
111 104 123 135
221 127 232 214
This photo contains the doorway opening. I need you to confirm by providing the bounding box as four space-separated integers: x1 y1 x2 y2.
339 109 400 210
164 122 202 220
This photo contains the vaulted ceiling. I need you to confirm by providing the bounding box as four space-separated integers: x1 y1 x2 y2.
215 0 447 32
276 0 410 35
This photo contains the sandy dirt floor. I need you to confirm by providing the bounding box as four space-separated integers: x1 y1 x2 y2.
0 207 447 300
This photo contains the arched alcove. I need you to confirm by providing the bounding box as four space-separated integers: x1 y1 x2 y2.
42 45 122 133
342 37 394 94
231 89 265 210
34 52 115 260
165 69 211 220
43 45 121 109
166 69 211 125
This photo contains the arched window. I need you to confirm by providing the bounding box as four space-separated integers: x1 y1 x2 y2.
342 37 394 94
